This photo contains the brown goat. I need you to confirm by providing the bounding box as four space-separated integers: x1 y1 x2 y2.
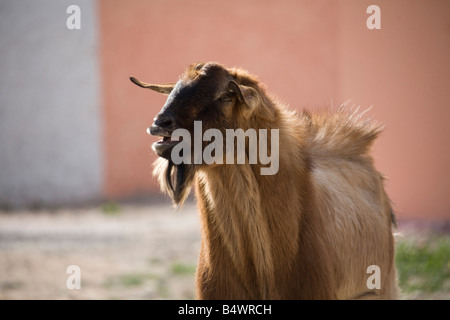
130 62 399 299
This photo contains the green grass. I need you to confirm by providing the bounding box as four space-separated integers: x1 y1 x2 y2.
395 234 450 297
101 202 121 215
170 262 197 276
104 272 157 288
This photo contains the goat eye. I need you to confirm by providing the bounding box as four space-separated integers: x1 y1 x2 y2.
220 93 233 103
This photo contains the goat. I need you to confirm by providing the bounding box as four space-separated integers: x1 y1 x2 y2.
130 62 399 299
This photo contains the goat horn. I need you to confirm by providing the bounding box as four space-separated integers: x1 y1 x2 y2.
129 76 175 94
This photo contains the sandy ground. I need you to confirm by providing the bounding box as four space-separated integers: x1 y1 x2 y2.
0 200 448 300
0 200 201 299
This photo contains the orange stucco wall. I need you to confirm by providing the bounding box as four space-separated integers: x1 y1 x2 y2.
99 0 450 220
336 0 450 220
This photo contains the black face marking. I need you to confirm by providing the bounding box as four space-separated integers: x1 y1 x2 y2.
150 63 237 162
158 71 231 131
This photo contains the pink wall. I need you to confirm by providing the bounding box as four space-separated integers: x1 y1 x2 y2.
100 0 450 220
99 0 340 196
337 0 450 219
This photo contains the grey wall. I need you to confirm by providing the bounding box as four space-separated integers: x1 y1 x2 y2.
0 1 102 208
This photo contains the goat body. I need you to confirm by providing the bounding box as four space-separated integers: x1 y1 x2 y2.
130 62 399 299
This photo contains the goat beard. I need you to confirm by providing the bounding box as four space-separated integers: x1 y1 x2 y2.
153 158 195 207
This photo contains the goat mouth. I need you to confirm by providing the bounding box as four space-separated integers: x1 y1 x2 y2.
151 133 181 159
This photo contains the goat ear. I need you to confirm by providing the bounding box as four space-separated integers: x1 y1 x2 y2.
228 81 276 120
228 81 259 112
129 76 175 95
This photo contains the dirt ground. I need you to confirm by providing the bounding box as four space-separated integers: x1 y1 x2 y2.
0 200 448 300
0 200 201 299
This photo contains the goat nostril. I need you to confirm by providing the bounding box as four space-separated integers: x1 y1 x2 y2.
154 114 175 129
159 118 173 127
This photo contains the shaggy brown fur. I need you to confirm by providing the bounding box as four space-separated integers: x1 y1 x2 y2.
130 62 399 299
